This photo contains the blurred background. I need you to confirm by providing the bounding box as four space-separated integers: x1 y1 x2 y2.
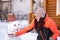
0 0 60 40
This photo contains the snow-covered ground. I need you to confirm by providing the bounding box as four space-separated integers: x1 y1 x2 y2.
0 20 60 40
0 20 38 40
0 21 9 40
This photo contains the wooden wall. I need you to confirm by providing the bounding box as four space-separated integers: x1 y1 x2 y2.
46 0 60 28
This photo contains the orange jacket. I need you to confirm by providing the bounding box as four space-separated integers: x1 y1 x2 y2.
16 15 59 40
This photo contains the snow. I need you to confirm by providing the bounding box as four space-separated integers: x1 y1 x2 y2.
7 21 21 34
0 20 38 40
20 32 38 40
0 22 9 40
7 20 28 34
0 20 59 40
57 36 60 40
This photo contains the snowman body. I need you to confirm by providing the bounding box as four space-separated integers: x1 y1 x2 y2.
7 21 21 34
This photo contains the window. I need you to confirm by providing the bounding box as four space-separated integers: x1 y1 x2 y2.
0 0 11 21
33 0 44 12
56 0 60 16
11 0 30 20
2 0 10 1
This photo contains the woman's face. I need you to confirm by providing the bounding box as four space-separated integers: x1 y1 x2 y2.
35 15 40 22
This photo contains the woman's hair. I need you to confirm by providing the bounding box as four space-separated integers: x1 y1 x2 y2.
35 14 46 30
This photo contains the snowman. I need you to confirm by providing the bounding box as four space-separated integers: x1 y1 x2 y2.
6 13 28 40
6 13 22 40
7 21 24 40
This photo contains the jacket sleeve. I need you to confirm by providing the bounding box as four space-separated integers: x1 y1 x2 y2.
49 20 59 40
15 20 35 36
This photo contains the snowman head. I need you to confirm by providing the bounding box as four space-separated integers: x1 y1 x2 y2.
6 13 16 22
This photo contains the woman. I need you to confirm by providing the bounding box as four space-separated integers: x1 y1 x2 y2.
15 8 59 40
